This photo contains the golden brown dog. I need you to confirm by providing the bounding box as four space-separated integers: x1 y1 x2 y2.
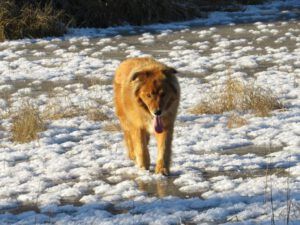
114 57 180 175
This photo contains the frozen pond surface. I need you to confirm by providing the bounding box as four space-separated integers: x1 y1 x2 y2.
0 0 300 224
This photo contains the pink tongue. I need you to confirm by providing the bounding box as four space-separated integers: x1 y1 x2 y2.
154 116 163 133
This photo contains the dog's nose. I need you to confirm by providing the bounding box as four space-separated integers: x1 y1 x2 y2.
154 109 162 116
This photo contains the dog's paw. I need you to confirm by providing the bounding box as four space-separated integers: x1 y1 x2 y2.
136 158 150 170
128 153 135 161
155 164 170 176
140 165 150 171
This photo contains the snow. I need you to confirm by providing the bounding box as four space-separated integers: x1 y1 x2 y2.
0 0 300 224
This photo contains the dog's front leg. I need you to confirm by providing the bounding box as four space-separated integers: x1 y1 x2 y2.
155 127 173 175
133 128 150 170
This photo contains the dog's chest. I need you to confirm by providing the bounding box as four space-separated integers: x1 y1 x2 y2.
147 122 155 133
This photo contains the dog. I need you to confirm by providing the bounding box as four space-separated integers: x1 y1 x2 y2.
113 57 180 175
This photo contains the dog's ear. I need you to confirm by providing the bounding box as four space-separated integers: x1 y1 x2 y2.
130 71 142 82
168 79 179 95
163 67 177 76
130 70 149 82
163 67 179 94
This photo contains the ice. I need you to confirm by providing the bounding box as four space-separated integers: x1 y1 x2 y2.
234 28 246 33
179 182 210 194
101 46 118 52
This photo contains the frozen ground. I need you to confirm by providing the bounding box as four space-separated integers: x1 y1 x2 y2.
0 0 300 224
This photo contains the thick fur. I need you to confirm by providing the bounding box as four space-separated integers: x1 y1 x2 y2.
114 57 180 175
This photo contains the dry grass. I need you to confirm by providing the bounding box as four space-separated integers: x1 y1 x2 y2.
190 78 283 117
0 111 10 120
0 124 5 131
0 1 66 41
86 108 109 121
10 96 108 142
0 0 267 40
74 76 112 88
42 103 81 120
57 0 204 27
56 0 265 27
11 103 45 143
103 123 122 132
227 114 248 128
42 99 108 121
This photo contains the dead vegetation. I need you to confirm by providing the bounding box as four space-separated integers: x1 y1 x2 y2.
42 99 108 122
51 0 265 27
9 95 108 143
190 78 283 117
52 0 205 27
11 103 45 143
227 114 248 129
86 108 109 121
103 123 122 132
0 0 66 41
42 102 81 120
74 76 112 88
0 0 267 40
0 124 5 131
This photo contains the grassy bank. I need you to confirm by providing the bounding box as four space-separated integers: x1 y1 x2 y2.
0 1 66 41
50 0 268 27
0 0 267 41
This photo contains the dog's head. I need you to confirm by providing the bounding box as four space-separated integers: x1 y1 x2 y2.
130 67 179 117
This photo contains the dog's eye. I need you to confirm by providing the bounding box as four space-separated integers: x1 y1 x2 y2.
147 93 151 98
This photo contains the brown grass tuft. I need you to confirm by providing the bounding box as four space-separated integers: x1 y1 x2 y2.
0 0 267 40
42 99 108 121
0 124 5 131
57 0 204 27
86 108 109 121
11 103 45 143
0 1 66 41
227 114 248 129
56 0 263 28
103 123 122 132
75 76 112 88
190 78 283 116
42 102 81 120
